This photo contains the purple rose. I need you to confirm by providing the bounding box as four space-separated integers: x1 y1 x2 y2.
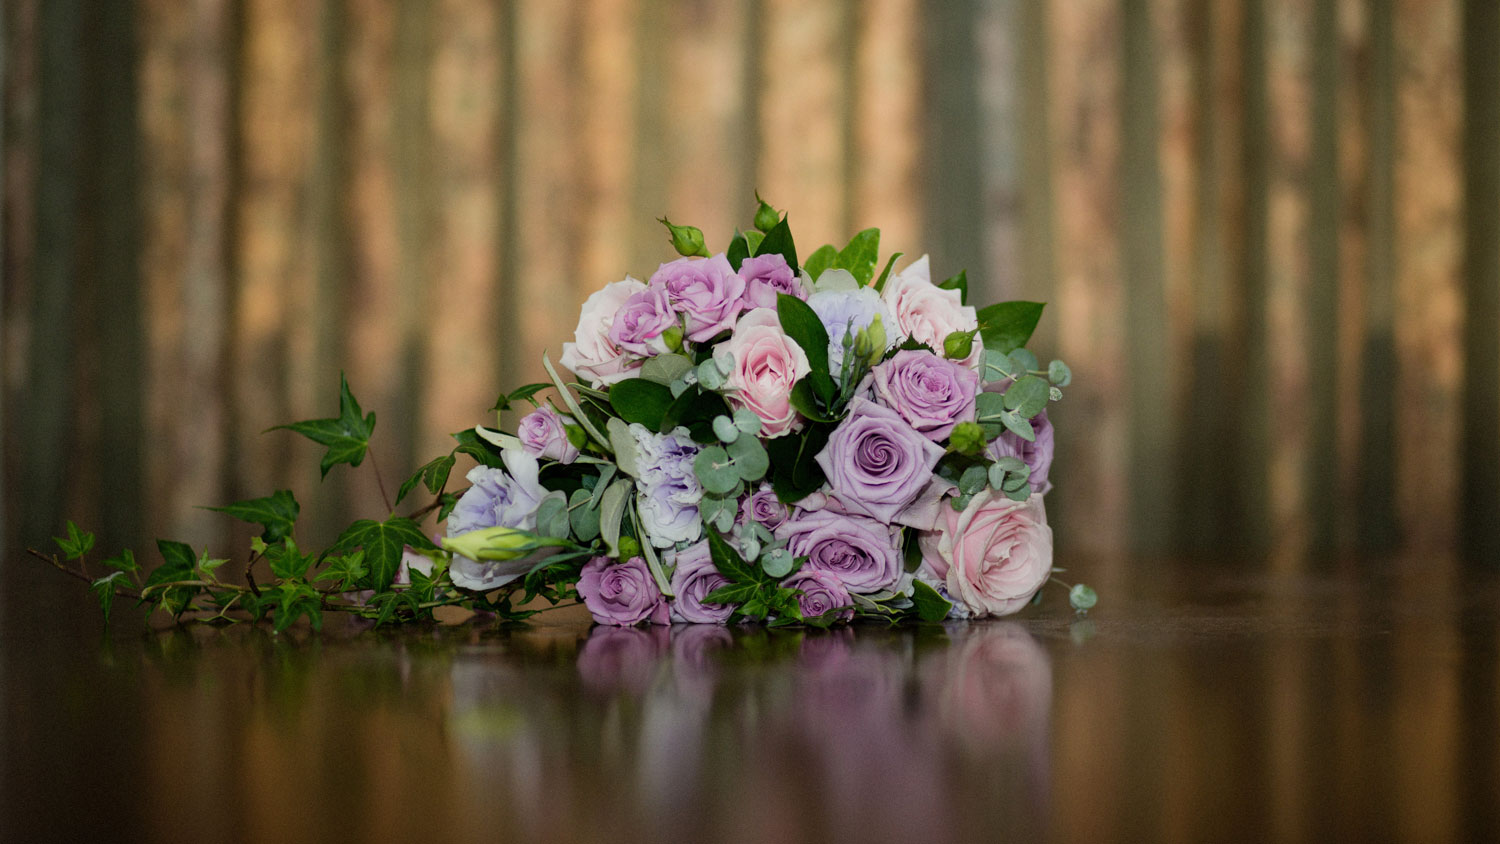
775 510 902 594
871 350 980 441
609 286 677 356
781 569 854 622
649 254 746 342
577 626 669 693
516 405 580 464
577 556 670 626
815 397 947 523
740 482 789 530
668 541 735 624
986 409 1054 495
738 253 804 309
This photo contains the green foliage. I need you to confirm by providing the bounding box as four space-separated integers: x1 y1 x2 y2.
753 215 798 272
1003 375 1050 419
1069 583 1098 612
204 489 300 543
803 244 838 281
831 228 880 285
609 377 675 430
103 548 140 575
397 454 455 506
911 579 953 622
872 251 904 292
315 550 368 591
451 428 506 468
91 571 129 625
329 517 437 591
766 423 831 503
261 536 314 580
490 382 550 413
54 521 95 561
976 301 1045 355
937 269 969 304
271 373 376 477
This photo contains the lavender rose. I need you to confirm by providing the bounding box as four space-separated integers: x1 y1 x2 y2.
986 409 1055 495
649 254 746 342
740 482 790 530
577 555 670 626
516 405 580 464
560 277 647 386
870 349 980 441
609 286 677 356
775 510 902 594
815 397 947 523
781 569 854 622
738 253 806 309
668 541 735 624
917 490 1052 618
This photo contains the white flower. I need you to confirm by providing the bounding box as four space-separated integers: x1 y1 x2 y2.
559 277 647 387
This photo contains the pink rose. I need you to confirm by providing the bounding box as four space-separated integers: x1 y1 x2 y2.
918 490 1052 617
714 308 810 438
560 277 646 387
880 255 980 368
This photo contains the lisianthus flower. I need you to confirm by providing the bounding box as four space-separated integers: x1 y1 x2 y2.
631 424 703 548
807 286 896 376
444 449 551 590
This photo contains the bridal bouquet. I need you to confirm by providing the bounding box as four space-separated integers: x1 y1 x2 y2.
36 198 1094 629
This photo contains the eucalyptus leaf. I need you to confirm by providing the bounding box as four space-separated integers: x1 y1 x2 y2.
732 408 762 435
1048 359 1072 387
1002 375 1050 418
727 435 770 481
760 547 796 578
694 445 741 495
999 411 1036 442
535 492 571 540
713 415 740 443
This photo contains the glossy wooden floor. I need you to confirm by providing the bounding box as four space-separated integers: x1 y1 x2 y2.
2 556 1497 843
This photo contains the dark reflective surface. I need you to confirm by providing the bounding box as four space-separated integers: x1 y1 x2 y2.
2 558 1498 843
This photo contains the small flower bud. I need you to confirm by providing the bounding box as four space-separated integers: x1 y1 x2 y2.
753 193 780 232
442 526 534 561
659 217 710 257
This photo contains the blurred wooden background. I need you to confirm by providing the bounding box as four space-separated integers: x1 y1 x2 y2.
3 0 1497 573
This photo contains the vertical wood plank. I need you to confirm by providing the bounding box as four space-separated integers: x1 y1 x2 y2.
1356 0 1399 551
1393 0 1462 550
423 0 500 455
18 0 82 547
1121 0 1173 552
1050 0 1129 561
1460 0 1500 563
577 0 640 288
1237 0 1273 553
1305 0 1341 554
977 0 1019 298
853 0 922 252
1014 0 1057 310
922 0 985 291
3 0 39 549
233 0 317 503
1264 0 1313 565
761 0 847 250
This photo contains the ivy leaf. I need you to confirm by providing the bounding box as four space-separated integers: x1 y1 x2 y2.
196 548 230 579
263 537 314 580
832 228 880 285
753 215 799 272
329 517 438 592
608 378 675 430
451 428 506 468
270 373 376 478
103 548 140 575
203 489 300 543
396 454 456 505
54 520 95 561
91 571 129 625
147 540 197 586
315 550 368 591
976 301 1045 355
911 579 953 622
490 382 549 413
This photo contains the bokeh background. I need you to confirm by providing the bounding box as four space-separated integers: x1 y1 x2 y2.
4 0 1498 580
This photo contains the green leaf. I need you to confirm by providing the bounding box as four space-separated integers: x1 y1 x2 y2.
937 269 969 305
204 489 300 542
91 572 129 624
329 517 438 592
148 540 197 585
911 579 953 622
958 464 988 495
1070 583 1099 611
727 230 750 271
976 301 1046 355
705 524 761 584
451 428 506 468
1048 359 1073 387
264 536 314 580
270 373 377 478
598 478 632 556
1003 375 1050 418
776 293 831 378
974 391 1008 438
694 445 741 495
609 378 675 430
760 547 796 578
535 494 571 540
727 434 770 481
832 228 880 285
766 423 831 503
703 582 760 605
713 415 740 443
803 244 838 281
55 520 95 561
396 454 456 506
315 551 368 591
872 251 905 292
754 215 798 272
103 548 140 575
999 410 1036 442
490 382 550 413
568 488 601 542
640 353 695 385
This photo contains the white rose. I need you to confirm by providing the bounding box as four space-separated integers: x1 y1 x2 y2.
559 277 646 387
